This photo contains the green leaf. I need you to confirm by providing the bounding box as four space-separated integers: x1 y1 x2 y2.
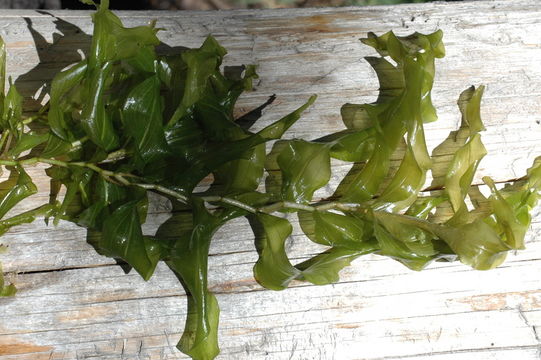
192 67 258 141
213 144 266 193
373 219 435 271
77 200 108 229
458 85 485 134
325 128 376 162
339 31 442 203
298 210 373 249
48 61 88 141
9 131 48 157
89 1 159 65
165 112 204 160
277 140 331 203
94 176 128 205
341 103 381 131
431 220 510 270
80 61 119 151
374 146 426 212
159 97 315 194
445 133 487 214
374 211 509 270
295 245 377 285
41 133 74 158
101 200 160 280
78 2 160 151
482 169 540 250
361 29 445 64
257 95 316 139
253 213 300 290
167 199 223 360
2 80 23 135
55 168 94 223
405 196 445 219
0 204 56 236
168 36 227 126
122 74 169 165
0 166 38 220
0 277 16 297
444 86 488 215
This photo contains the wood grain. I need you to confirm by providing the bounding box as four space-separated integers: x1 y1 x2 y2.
1 0 541 359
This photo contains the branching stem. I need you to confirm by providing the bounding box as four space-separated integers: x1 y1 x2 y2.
0 154 411 218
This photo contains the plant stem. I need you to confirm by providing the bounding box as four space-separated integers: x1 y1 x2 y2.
0 114 46 156
133 182 189 203
0 131 9 153
101 148 128 163
71 136 89 149
0 154 372 218
201 195 258 213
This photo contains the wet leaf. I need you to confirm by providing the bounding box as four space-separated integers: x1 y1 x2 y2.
253 213 299 290
277 140 331 204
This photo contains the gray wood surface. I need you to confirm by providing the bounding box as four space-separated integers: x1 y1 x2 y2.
1 0 541 359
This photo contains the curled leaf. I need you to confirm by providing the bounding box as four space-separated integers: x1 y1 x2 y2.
277 140 331 204
253 213 299 290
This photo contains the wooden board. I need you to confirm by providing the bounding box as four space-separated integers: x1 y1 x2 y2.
1 0 541 358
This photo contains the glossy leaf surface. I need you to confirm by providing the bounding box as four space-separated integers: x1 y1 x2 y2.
0 8 539 360
277 140 331 203
101 200 160 280
167 199 223 360
0 167 38 220
253 213 300 290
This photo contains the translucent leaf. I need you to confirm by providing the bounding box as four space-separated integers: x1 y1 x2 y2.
160 97 315 194
374 211 509 270
122 74 169 165
257 95 316 139
253 213 300 290
48 61 87 141
55 168 94 222
445 86 487 214
339 31 442 203
168 36 227 126
78 1 160 150
295 245 376 285
89 0 160 65
41 133 74 158
445 133 487 214
457 85 485 134
0 204 56 236
0 166 38 220
373 221 434 271
277 140 331 204
80 61 119 151
76 200 108 229
167 199 223 360
9 131 48 157
101 200 160 280
213 144 266 194
2 80 23 136
325 128 376 162
298 210 373 249
482 157 541 250
375 147 425 212
432 220 509 270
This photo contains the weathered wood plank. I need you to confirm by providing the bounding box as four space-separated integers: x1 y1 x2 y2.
1 0 541 359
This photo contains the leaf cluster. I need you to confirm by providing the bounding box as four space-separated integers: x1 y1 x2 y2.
0 3 540 360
